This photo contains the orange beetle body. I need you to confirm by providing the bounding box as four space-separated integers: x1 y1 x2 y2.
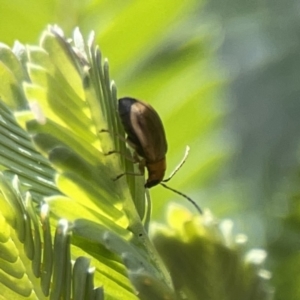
118 97 167 188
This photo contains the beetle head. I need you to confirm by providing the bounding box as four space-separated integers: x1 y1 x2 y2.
144 158 166 188
145 179 160 188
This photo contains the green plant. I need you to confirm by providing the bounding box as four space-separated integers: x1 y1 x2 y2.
0 26 272 300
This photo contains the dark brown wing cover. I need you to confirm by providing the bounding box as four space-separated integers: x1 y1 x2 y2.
118 97 168 163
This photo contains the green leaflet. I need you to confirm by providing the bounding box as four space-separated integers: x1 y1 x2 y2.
0 23 273 300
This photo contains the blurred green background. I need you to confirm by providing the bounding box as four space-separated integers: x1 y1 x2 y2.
1 0 300 298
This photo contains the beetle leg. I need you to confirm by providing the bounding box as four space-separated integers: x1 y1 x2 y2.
104 150 142 165
104 150 136 161
100 128 146 182
113 171 144 181
132 151 143 163
99 128 127 142
113 157 145 181
100 129 142 163
138 158 146 174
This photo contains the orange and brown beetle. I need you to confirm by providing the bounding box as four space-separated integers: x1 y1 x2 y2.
116 97 202 214
118 97 167 188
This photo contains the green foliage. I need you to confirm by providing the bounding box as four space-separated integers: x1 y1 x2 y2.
152 206 272 300
0 26 273 299
1 1 299 299
0 0 230 218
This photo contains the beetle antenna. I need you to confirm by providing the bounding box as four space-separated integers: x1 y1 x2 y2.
160 182 202 214
163 146 190 183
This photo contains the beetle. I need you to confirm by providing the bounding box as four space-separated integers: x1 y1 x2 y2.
118 97 167 188
116 97 202 214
